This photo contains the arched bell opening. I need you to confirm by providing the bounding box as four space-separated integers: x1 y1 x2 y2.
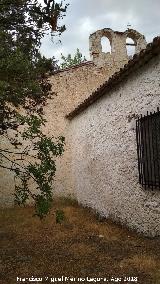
101 36 111 54
126 37 136 58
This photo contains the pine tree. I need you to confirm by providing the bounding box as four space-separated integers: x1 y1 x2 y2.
60 48 87 69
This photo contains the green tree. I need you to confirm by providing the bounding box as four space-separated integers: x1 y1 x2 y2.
0 0 68 218
60 48 87 69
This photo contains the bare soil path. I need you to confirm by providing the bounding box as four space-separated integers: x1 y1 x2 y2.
0 198 160 284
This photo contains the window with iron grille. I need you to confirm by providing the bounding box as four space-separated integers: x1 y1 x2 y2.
136 107 160 189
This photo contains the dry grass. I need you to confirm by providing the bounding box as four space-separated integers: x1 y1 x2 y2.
122 255 158 271
0 198 160 284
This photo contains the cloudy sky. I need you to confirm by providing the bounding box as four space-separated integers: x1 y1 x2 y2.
40 0 160 62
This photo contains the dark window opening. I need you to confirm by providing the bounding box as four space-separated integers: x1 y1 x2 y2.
136 107 160 189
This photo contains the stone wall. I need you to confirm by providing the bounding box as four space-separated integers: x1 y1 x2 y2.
0 138 15 207
44 62 117 197
43 28 147 198
68 55 160 237
0 60 118 206
0 28 148 207
89 28 147 67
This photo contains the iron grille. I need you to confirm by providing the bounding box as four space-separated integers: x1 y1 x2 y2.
136 107 160 189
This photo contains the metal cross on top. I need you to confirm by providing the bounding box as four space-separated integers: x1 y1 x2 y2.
127 22 132 29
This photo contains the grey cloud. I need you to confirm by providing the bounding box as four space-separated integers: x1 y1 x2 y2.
40 0 160 61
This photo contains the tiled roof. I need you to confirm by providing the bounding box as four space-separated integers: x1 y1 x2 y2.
66 36 160 120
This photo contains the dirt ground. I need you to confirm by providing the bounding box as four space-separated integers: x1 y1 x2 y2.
0 198 160 284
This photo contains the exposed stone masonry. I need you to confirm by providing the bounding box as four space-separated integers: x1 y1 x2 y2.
89 28 147 67
42 28 148 199
0 28 151 227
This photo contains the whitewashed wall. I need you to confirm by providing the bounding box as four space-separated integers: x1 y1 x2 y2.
69 55 160 237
